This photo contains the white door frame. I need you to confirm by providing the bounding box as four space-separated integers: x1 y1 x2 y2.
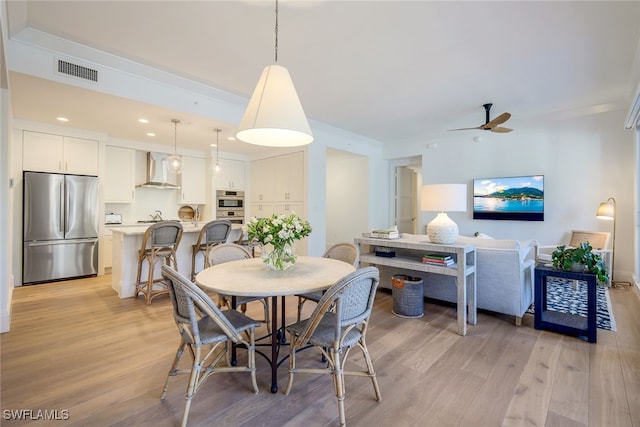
389 156 422 233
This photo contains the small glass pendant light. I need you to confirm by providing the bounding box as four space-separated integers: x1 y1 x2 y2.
167 118 182 174
214 128 223 176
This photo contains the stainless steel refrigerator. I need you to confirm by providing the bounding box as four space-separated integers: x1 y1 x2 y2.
23 171 99 285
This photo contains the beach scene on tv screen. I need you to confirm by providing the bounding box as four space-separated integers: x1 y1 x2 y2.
473 175 544 214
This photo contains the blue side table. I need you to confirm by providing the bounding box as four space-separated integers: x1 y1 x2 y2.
534 264 597 343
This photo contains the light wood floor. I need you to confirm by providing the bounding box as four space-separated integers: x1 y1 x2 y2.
1 274 639 427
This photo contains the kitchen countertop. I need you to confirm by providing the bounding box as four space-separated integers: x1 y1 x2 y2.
110 221 245 298
108 222 242 236
109 222 202 235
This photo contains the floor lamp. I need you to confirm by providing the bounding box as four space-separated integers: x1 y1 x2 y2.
596 197 624 286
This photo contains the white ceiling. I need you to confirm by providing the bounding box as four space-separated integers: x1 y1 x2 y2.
5 1 640 154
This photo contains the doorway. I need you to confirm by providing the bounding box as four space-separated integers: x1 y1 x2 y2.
392 157 422 234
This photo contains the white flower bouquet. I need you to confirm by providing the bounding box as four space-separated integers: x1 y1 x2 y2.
244 213 312 270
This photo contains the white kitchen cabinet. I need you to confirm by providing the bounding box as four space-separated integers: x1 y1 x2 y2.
249 202 274 219
105 146 135 203
274 201 304 216
249 157 274 202
22 131 98 175
249 151 305 219
64 137 99 175
178 156 206 204
216 158 245 190
101 234 113 274
250 151 304 203
274 151 304 201
249 201 303 219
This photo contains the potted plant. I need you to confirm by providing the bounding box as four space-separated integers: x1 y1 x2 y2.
551 241 609 284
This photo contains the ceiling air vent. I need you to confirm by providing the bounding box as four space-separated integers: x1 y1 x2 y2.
57 60 98 82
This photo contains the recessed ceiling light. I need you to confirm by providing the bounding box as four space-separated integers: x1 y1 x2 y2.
227 136 236 141
210 144 217 147
138 118 149 124
56 116 69 122
146 132 156 137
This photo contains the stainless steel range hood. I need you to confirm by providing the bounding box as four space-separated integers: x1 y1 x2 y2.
136 152 181 189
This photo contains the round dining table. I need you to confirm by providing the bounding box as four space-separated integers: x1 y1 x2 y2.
195 256 356 392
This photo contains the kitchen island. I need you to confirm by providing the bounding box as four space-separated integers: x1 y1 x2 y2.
110 222 243 298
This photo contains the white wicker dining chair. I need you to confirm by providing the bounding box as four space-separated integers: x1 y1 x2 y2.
208 243 271 333
160 265 259 427
296 242 360 321
190 219 232 281
284 266 382 427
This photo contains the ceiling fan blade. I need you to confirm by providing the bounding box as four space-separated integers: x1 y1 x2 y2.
447 126 482 132
481 112 511 129
491 126 513 133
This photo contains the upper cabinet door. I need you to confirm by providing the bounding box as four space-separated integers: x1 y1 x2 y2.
250 158 274 202
22 131 99 176
274 151 304 201
216 158 246 190
63 137 99 176
178 156 206 204
105 146 135 203
22 131 64 173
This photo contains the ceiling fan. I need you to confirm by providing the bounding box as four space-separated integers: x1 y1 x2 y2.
449 103 513 133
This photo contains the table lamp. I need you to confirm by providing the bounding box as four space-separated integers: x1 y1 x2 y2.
421 184 467 244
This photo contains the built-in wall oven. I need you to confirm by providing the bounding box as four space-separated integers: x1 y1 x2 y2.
216 190 244 224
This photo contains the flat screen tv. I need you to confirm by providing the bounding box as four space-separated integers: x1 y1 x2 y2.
473 175 544 221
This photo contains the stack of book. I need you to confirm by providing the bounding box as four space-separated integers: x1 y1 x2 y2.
422 253 454 266
369 226 399 239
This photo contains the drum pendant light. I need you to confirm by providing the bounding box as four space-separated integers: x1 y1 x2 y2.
167 119 182 174
236 0 313 147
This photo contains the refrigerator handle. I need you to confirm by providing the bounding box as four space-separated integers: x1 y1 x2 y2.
64 180 70 234
60 181 65 233
27 239 98 247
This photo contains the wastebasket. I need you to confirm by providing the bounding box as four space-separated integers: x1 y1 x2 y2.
391 275 424 318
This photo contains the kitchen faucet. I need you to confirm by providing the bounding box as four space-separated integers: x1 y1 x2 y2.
150 210 163 221
192 206 199 227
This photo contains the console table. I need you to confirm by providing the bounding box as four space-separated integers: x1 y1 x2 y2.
534 264 597 343
354 236 477 336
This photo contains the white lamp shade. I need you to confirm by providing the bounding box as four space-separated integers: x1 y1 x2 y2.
421 184 467 212
236 64 313 147
421 184 467 244
596 201 615 220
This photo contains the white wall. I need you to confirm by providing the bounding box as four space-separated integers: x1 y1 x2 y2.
386 109 635 283
326 148 369 249
306 124 386 256
0 22 13 332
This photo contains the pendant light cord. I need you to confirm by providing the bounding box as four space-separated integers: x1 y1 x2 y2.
274 0 279 63
171 118 180 155
215 129 221 160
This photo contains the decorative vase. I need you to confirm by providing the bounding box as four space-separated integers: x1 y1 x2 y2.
261 243 297 271
570 262 586 272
